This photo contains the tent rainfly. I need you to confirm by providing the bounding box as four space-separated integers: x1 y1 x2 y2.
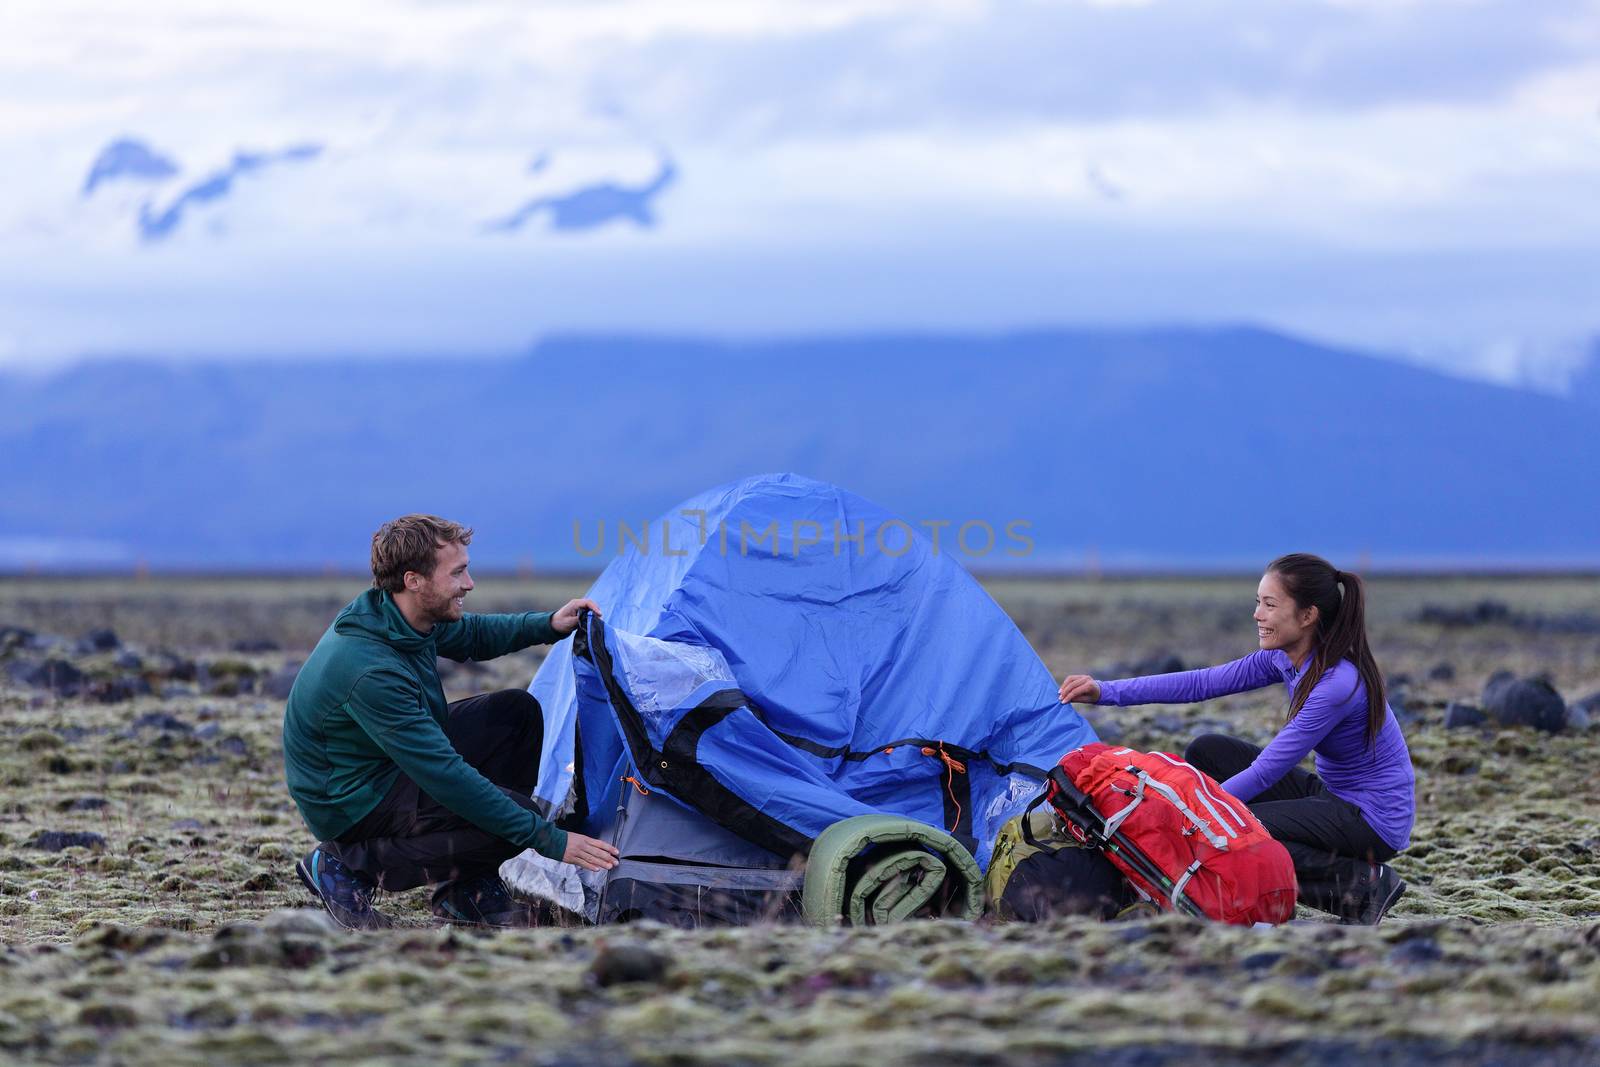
504 474 1098 924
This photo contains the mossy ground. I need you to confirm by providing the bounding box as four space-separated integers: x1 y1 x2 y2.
1 575 1597 1065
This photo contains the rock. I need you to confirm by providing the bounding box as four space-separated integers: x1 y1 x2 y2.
57 796 109 812
217 736 250 758
1388 939 1444 967
1443 703 1487 730
1082 711 1124 744
1418 600 1512 626
192 924 328 971
590 942 671 987
1239 951 1285 971
0 625 36 652
1128 653 1185 676
153 653 198 682
189 932 287 970
1481 670 1517 707
89 676 151 703
29 830 107 852
5 658 85 695
132 711 192 733
23 631 69 653
77 1001 139 1028
182 1000 238 1029
74 628 120 653
200 671 253 697
259 662 302 700
231 638 281 653
194 723 221 740
1522 612 1600 635
1566 703 1593 732
1150 713 1184 734
1427 662 1457 682
113 649 143 671
1484 676 1567 733
259 908 339 937
76 923 170 955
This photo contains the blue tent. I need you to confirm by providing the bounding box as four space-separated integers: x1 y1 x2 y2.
509 474 1096 923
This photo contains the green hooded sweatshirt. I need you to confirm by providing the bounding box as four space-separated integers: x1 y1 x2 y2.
282 588 568 860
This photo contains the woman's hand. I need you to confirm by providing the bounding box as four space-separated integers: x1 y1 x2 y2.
1058 675 1102 705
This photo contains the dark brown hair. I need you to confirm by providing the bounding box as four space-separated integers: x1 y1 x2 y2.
1267 553 1386 747
371 514 473 594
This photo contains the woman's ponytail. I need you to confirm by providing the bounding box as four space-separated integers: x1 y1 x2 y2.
1268 555 1387 747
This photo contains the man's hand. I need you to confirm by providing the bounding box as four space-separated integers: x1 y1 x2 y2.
1058 674 1102 705
563 832 620 871
550 598 603 636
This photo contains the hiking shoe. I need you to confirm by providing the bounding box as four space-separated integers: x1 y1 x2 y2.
430 872 545 928
1344 864 1407 926
295 846 393 930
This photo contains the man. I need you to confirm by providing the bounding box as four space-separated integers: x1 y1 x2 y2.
283 514 619 929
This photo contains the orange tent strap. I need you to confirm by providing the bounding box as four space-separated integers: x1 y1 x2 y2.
921 744 966 831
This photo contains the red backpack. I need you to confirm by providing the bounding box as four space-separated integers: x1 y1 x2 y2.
1024 743 1297 925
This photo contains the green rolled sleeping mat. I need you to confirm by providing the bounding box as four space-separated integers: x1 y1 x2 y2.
802 814 983 926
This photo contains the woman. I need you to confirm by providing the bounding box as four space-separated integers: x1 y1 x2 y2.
1058 553 1414 924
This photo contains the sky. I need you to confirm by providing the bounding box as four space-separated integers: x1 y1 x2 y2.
3 0 1599 387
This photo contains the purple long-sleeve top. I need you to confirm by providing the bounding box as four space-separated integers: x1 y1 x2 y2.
1096 649 1414 851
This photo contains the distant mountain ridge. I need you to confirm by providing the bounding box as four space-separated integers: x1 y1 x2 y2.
3 327 1597 570
1570 341 1600 412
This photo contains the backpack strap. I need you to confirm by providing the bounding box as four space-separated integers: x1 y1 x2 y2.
1019 788 1051 850
1170 860 1204 911
1099 772 1147 839
1040 766 1110 846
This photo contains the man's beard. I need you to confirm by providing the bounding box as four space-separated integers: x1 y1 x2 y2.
418 586 464 625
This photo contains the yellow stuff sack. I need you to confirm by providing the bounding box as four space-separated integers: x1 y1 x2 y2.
986 809 1137 921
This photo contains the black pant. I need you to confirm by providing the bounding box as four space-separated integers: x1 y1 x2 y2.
1184 733 1397 920
323 689 545 892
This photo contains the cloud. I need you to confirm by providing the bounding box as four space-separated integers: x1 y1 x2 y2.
604 0 1599 138
136 143 323 241
1 0 1598 384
